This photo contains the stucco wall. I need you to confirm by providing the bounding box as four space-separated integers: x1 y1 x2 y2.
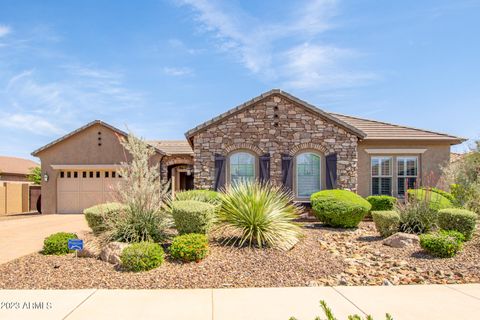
357 140 451 197
0 174 29 182
192 94 359 193
36 123 135 214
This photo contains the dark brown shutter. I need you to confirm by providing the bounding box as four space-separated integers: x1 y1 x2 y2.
214 154 226 191
281 154 293 191
259 153 270 182
326 153 338 189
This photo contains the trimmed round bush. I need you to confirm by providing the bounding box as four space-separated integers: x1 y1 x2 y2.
175 190 221 205
311 190 372 228
169 233 209 262
366 195 397 211
438 208 477 240
84 202 125 235
372 211 400 237
419 230 464 258
43 232 78 255
172 200 216 235
426 187 456 204
407 189 453 211
120 242 164 272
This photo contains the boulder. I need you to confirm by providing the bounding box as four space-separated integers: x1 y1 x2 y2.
383 232 419 248
99 242 130 265
77 235 103 259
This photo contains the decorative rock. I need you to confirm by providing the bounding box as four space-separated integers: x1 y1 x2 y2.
78 237 103 259
99 242 130 265
383 232 420 248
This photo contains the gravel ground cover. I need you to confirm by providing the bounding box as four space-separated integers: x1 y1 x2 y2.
0 222 478 289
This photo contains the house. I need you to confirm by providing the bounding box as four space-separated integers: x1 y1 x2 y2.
32 89 465 214
0 156 39 182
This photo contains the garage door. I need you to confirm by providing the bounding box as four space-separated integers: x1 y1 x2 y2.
57 170 121 214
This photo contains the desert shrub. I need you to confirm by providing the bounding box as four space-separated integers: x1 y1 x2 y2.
169 233 209 262
175 190 221 205
419 230 464 258
407 189 453 211
218 181 303 251
366 195 397 211
289 300 393 320
43 232 78 255
84 202 125 235
103 133 172 243
120 242 164 272
396 197 438 234
372 211 400 237
443 141 480 214
311 190 371 228
438 208 477 240
171 200 216 235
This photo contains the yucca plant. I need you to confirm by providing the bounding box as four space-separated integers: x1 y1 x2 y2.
217 180 303 251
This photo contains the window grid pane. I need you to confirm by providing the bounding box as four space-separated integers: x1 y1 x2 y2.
397 157 418 196
230 152 255 185
371 157 392 196
296 153 321 197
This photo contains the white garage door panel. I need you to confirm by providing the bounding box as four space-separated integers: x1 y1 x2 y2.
57 170 120 214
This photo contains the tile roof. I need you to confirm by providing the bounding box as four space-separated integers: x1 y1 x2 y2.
148 140 193 155
0 156 39 175
330 113 465 143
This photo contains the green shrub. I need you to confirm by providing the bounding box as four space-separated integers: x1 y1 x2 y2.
372 211 400 237
419 230 464 258
120 242 164 272
289 300 393 320
438 208 477 240
169 233 209 262
366 195 397 211
84 202 125 235
172 200 216 235
218 181 303 250
407 189 453 211
43 232 78 255
175 190 221 205
311 190 371 228
425 187 456 204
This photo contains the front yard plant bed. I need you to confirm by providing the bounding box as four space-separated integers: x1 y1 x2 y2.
1 222 479 289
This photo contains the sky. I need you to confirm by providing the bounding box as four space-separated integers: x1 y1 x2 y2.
0 0 479 160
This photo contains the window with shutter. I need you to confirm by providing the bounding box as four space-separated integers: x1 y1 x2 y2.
229 152 255 185
296 152 321 198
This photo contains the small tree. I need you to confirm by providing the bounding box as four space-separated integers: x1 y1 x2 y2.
102 132 172 243
27 167 42 185
443 141 480 214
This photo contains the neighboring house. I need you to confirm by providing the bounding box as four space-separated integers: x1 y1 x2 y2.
32 89 465 214
0 156 39 182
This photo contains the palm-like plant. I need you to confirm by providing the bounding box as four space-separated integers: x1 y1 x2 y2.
217 180 303 251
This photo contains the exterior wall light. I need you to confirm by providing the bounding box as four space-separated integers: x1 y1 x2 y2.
43 173 49 182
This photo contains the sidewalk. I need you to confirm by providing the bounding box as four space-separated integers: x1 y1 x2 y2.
0 284 479 320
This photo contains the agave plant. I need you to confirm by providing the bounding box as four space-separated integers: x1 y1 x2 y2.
217 180 303 251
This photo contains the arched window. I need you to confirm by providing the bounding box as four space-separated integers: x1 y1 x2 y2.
230 151 255 185
296 152 321 197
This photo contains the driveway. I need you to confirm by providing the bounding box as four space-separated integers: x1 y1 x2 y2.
0 214 88 264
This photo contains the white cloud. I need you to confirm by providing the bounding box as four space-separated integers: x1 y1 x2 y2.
163 66 194 76
0 25 11 37
177 0 375 90
0 113 63 135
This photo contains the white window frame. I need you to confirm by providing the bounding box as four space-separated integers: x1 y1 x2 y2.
397 156 418 196
371 156 393 196
295 152 322 198
229 151 256 185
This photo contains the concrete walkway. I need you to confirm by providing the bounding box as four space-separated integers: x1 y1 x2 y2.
0 284 479 320
0 214 88 264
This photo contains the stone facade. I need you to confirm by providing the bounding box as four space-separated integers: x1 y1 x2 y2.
192 94 359 193
160 154 194 184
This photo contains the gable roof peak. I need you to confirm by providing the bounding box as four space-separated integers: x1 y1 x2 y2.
184 89 366 144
